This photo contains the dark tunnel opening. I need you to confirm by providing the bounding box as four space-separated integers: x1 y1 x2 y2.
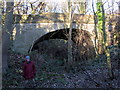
28 28 96 60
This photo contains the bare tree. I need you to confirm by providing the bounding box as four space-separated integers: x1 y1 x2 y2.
2 0 14 73
67 0 73 70
92 0 98 54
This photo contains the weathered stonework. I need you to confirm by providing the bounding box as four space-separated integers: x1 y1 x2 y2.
12 22 95 54
12 13 116 54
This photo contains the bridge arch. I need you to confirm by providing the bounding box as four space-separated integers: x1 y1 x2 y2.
28 28 96 60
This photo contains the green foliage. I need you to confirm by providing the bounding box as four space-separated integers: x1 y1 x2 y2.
96 2 102 11
95 1 107 54
96 2 104 33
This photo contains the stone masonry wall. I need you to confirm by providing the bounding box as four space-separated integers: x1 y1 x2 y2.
12 23 95 54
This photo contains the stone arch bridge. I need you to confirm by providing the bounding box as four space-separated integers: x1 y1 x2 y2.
12 14 95 54
13 23 95 54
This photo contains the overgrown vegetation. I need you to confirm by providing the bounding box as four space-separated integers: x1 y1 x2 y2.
2 40 120 88
2 0 120 89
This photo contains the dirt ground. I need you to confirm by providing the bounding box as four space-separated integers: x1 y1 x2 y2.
2 47 120 88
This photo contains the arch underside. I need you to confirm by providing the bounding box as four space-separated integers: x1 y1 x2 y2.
28 28 96 59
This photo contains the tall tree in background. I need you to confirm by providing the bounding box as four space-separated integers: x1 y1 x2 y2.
67 0 73 69
96 0 106 54
2 0 14 73
96 0 113 78
67 1 88 68
115 1 120 48
92 0 98 55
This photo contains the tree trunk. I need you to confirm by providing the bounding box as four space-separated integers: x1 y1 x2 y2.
2 1 14 73
0 4 2 89
92 0 98 55
101 4 106 52
96 0 113 78
102 3 113 79
67 1 73 70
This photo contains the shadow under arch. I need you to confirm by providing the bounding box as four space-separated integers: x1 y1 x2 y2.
28 28 96 59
